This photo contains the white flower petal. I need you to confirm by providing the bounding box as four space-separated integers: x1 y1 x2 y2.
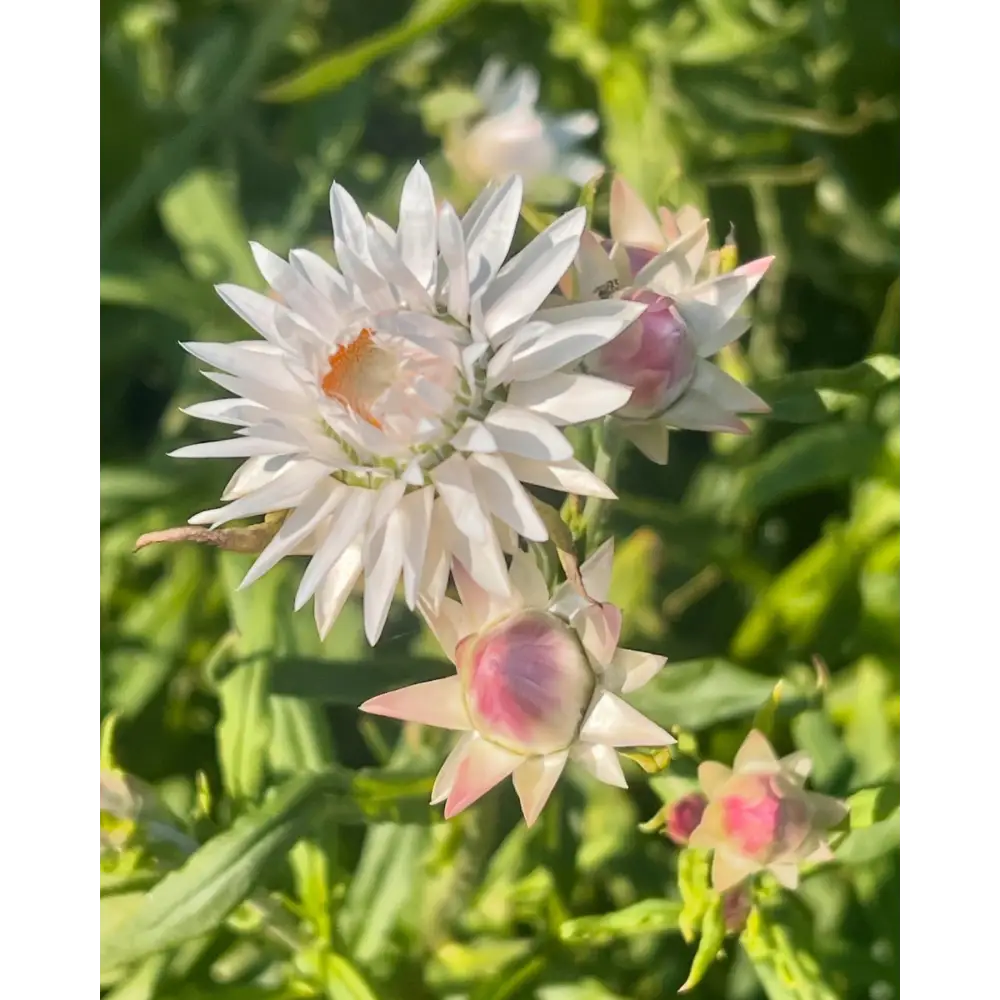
330 181 370 262
579 690 675 748
287 249 354 314
397 162 437 289
363 506 405 644
240 480 343 590
502 455 617 499
693 314 751 359
675 257 773 346
480 207 586 338
513 751 568 827
610 176 665 248
367 229 435 312
506 372 633 425
507 548 550 610
181 341 300 393
182 398 265 427
689 358 770 414
431 732 478 804
190 459 330 528
399 486 435 609
610 648 667 695
491 301 646 384
169 436 303 460
215 284 282 344
249 243 338 332
335 241 398 312
294 487 372 609
464 175 523 285
444 738 522 819
314 541 363 639
451 418 499 453
420 595 471 661
483 405 574 462
620 421 670 464
661 388 750 433
574 230 618 297
466 452 548 542
441 504 511 599
430 454 491 544
360 676 469 730
634 220 710 294
438 201 470 322
571 742 628 788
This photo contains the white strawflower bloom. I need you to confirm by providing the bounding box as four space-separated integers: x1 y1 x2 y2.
445 58 602 192
171 164 643 644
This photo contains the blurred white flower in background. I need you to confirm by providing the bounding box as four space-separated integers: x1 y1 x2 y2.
444 58 602 195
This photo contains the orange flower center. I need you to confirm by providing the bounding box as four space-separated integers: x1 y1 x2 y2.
321 328 397 429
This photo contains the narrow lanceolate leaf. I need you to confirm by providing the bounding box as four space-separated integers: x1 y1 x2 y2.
679 896 727 993
100 772 344 972
834 782 899 864
558 899 683 946
261 0 483 102
215 555 285 803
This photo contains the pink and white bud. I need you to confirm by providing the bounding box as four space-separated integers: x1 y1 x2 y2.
689 729 847 892
360 543 675 827
716 773 810 864
665 792 708 845
455 610 595 755
584 289 697 419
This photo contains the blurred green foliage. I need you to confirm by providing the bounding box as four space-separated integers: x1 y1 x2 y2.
101 1 899 997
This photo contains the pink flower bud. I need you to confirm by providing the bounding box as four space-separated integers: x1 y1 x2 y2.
585 289 697 419
719 774 810 864
455 611 595 756
665 792 708 845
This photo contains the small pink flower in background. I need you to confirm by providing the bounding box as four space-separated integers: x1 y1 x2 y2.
688 729 847 892
665 792 708 845
572 176 774 464
360 541 675 826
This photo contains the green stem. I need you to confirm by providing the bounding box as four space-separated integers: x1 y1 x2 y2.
582 421 620 553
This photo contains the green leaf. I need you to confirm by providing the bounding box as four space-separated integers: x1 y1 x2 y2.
338 824 430 963
628 659 775 730
558 899 683 945
100 771 340 972
737 424 883 510
324 953 383 1000
835 782 900 865
215 555 286 803
755 357 901 423
270 656 451 704
159 169 259 287
107 548 205 718
679 895 726 992
101 1 301 248
262 0 483 103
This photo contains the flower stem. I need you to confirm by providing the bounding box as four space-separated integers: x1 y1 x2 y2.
582 420 620 554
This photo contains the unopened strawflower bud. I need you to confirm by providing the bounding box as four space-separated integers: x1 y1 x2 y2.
688 730 847 892
585 289 698 420
361 542 675 826
570 177 773 464
100 769 194 859
665 792 708 845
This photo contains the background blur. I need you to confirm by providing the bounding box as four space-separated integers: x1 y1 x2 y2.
101 1 899 997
